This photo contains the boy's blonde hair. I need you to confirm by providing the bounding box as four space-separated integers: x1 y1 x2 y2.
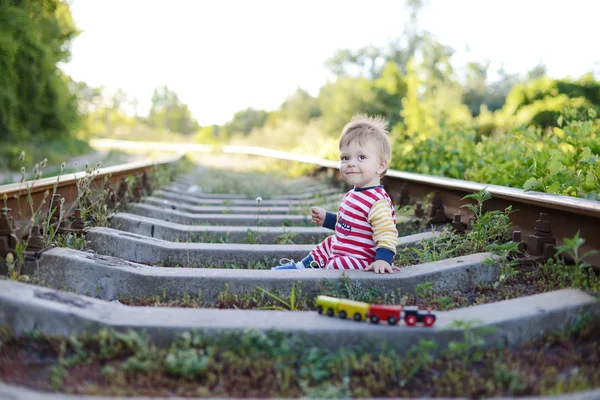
339 114 392 176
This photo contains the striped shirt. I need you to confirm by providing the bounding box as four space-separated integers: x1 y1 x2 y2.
323 186 398 264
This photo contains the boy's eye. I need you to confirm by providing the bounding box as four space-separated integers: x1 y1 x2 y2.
359 155 366 160
341 156 349 161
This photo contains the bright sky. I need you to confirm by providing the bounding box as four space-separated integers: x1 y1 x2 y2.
61 0 600 126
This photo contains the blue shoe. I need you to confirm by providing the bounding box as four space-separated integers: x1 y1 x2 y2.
272 258 305 270
271 258 322 270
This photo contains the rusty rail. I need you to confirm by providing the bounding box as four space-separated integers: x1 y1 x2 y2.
223 146 600 268
0 154 183 257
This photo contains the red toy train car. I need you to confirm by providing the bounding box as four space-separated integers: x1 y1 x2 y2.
316 296 436 327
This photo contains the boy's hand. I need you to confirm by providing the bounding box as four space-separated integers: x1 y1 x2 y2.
310 206 326 226
365 260 401 274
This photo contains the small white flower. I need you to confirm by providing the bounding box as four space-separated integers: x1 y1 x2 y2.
18 151 25 161
255 197 263 205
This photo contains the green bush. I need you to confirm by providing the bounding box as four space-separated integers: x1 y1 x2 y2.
390 108 599 200
501 75 600 128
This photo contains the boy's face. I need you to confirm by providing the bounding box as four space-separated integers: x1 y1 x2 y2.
339 139 387 189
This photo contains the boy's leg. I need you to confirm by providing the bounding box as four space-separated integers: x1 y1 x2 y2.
309 235 335 268
325 256 370 270
272 236 334 270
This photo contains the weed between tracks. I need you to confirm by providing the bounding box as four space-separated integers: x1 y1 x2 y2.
173 228 326 245
117 250 600 312
2 153 194 280
120 283 311 311
0 313 598 397
395 190 514 267
188 167 316 198
154 255 279 270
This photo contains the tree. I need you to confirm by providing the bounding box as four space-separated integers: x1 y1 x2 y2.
316 77 381 135
485 65 520 112
418 36 456 94
224 107 269 136
278 88 321 124
147 86 198 134
0 0 80 143
462 61 490 116
111 89 128 112
130 96 139 118
370 62 407 127
400 59 437 138
526 63 547 81
70 81 103 115
324 0 429 80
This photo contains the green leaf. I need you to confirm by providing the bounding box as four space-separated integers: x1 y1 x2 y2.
557 115 563 127
588 108 597 119
547 158 563 175
580 147 593 162
523 178 540 191
255 287 290 310
584 170 597 191
546 181 561 194
581 121 593 136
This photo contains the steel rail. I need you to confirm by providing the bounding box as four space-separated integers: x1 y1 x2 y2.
0 154 183 236
3 140 595 267
223 145 600 268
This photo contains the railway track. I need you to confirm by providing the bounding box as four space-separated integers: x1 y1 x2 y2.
0 149 599 399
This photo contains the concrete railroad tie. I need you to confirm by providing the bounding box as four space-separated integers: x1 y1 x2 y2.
0 280 598 353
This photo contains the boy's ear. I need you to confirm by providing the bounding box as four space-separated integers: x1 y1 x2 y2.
377 159 388 175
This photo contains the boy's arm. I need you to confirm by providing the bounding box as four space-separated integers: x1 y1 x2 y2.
323 211 337 230
311 206 336 230
368 200 399 265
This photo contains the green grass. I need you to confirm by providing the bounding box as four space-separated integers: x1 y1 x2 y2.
1 314 598 397
0 137 90 172
189 166 332 199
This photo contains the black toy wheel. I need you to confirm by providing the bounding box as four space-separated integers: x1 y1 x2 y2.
370 315 379 324
388 316 397 325
339 310 347 319
354 313 362 321
327 308 334 317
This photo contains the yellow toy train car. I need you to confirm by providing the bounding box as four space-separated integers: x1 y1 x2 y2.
315 295 436 327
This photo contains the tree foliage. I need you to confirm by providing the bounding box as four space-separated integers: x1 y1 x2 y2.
224 107 269 136
501 74 600 127
147 86 199 135
0 0 80 144
278 88 321 124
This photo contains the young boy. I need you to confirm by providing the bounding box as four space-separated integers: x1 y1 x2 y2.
273 114 400 274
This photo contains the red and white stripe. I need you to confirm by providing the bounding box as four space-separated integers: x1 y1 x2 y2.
309 187 397 270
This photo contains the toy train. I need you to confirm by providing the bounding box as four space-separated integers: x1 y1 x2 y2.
316 295 436 327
